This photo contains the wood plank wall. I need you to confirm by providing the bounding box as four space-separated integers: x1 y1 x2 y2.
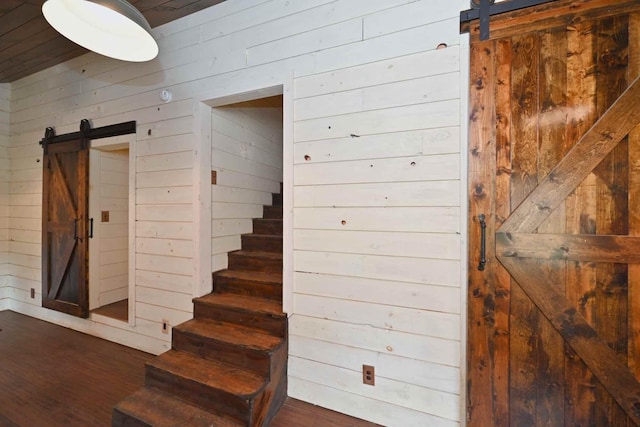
97 149 129 307
0 83 8 310
211 106 283 272
6 0 469 425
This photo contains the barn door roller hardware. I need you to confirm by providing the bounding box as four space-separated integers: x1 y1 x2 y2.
39 119 136 153
460 0 556 40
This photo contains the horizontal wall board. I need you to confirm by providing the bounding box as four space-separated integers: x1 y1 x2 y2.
288 377 458 427
296 271 457 314
289 335 460 394
293 181 460 208
294 250 460 287
294 229 460 260
289 357 460 421
289 315 459 367
294 206 459 233
294 100 460 142
294 154 459 185
294 293 460 340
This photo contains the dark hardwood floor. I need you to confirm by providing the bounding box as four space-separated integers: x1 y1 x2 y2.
0 311 379 426
91 299 128 322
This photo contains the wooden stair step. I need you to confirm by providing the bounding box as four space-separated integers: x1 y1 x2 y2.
253 218 282 235
194 293 286 337
112 387 242 427
228 250 282 273
272 193 282 206
241 233 282 253
263 205 283 219
146 350 266 422
173 318 283 376
215 269 282 285
214 269 282 300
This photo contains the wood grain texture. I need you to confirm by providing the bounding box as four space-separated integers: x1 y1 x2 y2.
497 233 640 263
469 7 640 426
500 72 640 234
535 27 568 426
508 31 540 427
563 19 598 426
464 0 640 43
0 311 374 427
492 37 512 427
628 12 640 381
466 39 498 427
499 257 640 426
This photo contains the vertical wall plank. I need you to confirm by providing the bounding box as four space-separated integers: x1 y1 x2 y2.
593 15 630 427
508 32 539 427
628 12 640 382
493 38 512 427
563 19 598 427
467 40 497 427
536 28 568 426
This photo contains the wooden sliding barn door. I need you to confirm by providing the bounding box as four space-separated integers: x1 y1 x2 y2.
467 1 640 426
42 138 89 318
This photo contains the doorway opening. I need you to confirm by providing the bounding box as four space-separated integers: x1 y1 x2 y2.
210 95 284 275
88 138 132 323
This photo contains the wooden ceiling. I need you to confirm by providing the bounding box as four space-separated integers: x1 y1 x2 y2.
0 0 226 83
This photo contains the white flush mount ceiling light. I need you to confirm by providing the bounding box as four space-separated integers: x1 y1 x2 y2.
42 0 158 62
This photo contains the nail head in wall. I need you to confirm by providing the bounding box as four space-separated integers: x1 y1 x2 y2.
437 43 448 49
410 161 416 166
350 134 360 138
341 220 347 225
211 170 217 185
304 155 311 161
147 129 152 136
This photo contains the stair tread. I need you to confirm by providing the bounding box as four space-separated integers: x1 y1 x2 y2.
195 293 285 317
230 250 283 260
175 318 283 351
114 388 242 427
149 350 267 397
215 269 282 284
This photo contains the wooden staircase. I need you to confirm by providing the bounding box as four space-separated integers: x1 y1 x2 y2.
113 188 286 426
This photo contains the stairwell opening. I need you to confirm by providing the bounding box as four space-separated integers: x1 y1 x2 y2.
112 94 289 425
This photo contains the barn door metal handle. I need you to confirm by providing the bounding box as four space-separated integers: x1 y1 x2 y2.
73 219 78 241
89 218 94 239
477 214 487 271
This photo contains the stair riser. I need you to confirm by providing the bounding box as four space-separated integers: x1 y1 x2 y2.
214 275 282 301
253 219 283 235
228 254 282 274
241 235 282 253
262 206 283 220
193 303 286 337
272 193 282 206
112 410 152 427
172 330 272 378
145 366 250 423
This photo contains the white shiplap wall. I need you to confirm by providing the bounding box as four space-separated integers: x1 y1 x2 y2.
211 105 283 272
0 84 8 311
7 0 469 425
